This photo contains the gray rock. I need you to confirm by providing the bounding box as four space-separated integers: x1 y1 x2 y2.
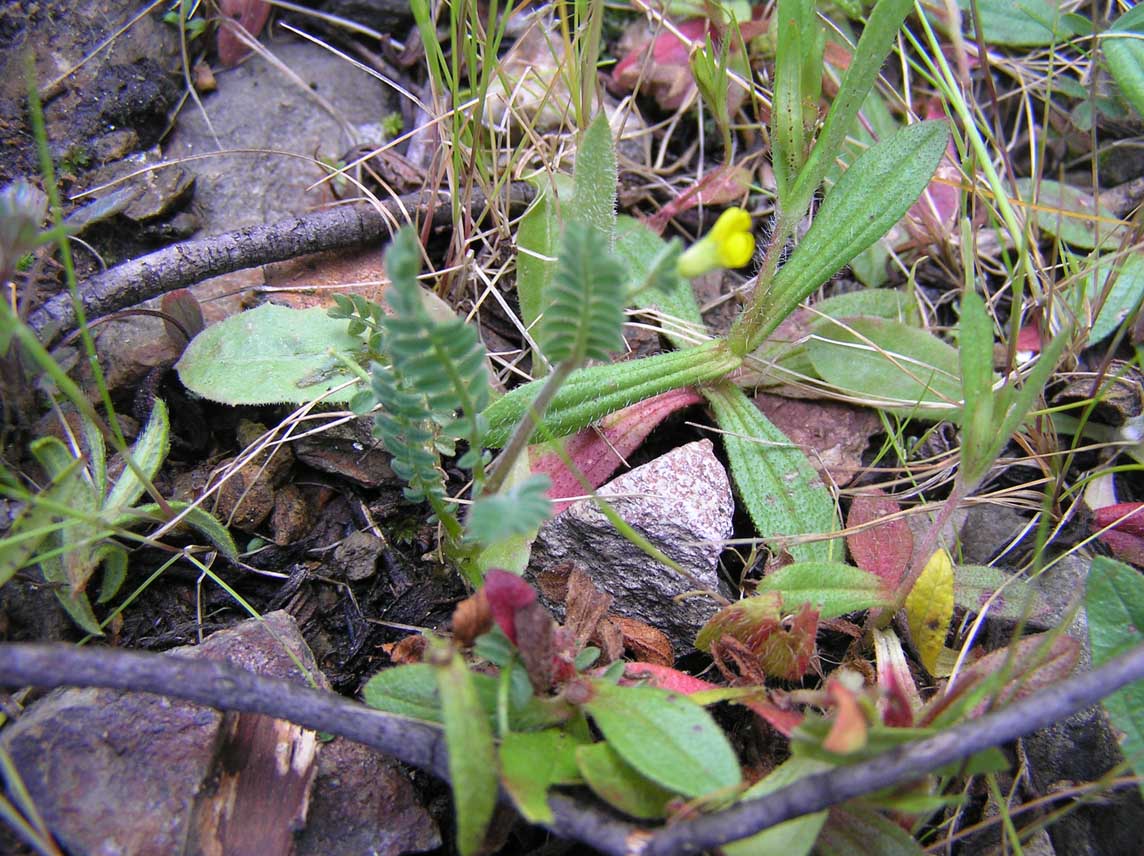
529 439 733 649
166 39 399 235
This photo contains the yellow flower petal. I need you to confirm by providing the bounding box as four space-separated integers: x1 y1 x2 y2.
717 231 755 268
676 207 755 278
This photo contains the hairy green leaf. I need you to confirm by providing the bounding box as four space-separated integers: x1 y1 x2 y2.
436 651 498 856
739 121 950 352
1086 556 1144 799
105 400 169 511
540 221 627 365
500 729 584 823
583 679 740 797
959 292 997 472
1105 4 1144 119
570 113 617 239
704 383 838 562
756 561 893 617
784 0 916 221
1068 250 1144 345
954 565 1048 623
806 316 967 417
576 742 677 819
176 304 365 405
1015 178 1127 250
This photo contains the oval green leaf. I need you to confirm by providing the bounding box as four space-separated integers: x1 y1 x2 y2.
576 742 677 819
583 679 740 798
755 561 893 617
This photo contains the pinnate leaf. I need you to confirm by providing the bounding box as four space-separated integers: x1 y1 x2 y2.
540 221 627 365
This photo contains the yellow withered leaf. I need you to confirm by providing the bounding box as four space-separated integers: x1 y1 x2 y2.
905 548 954 674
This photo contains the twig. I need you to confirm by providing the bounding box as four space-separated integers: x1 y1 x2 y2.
1 641 1142 855
28 183 537 347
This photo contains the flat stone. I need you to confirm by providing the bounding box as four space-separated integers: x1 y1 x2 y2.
529 439 733 650
0 611 437 854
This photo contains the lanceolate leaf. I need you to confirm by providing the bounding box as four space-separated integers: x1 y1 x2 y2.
1105 4 1144 120
482 340 740 448
105 400 170 511
739 120 950 352
584 680 741 797
846 491 912 588
1086 556 1144 799
436 652 498 856
704 382 838 562
570 114 617 239
806 316 966 417
756 561 892 617
905 549 955 674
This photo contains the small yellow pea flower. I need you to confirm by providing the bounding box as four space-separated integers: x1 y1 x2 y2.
676 207 756 278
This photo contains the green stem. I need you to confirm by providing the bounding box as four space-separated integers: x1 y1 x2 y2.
482 340 740 448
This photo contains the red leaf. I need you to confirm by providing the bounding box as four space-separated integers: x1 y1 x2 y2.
217 0 271 67
1100 529 1144 567
742 698 804 736
622 662 715 694
822 679 868 754
647 166 753 234
531 388 703 513
1016 325 1042 355
482 569 537 645
1093 502 1144 538
748 603 819 681
846 491 912 590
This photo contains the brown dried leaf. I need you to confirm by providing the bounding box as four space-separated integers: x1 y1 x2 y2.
613 616 674 666
590 617 626 665
564 568 613 648
384 635 428 665
452 589 492 648
753 393 881 487
515 601 556 693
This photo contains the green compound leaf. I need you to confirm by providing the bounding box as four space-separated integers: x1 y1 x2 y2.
576 742 677 819
466 474 552 545
176 304 366 405
704 382 838 563
436 651 498 856
806 316 967 418
1086 556 1144 800
1105 4 1144 120
583 679 741 798
539 220 627 366
756 561 893 617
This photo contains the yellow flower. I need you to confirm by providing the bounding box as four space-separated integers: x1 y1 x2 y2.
677 207 756 278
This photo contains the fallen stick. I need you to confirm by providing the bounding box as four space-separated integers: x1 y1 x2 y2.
28 182 537 347
1 640 1142 856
